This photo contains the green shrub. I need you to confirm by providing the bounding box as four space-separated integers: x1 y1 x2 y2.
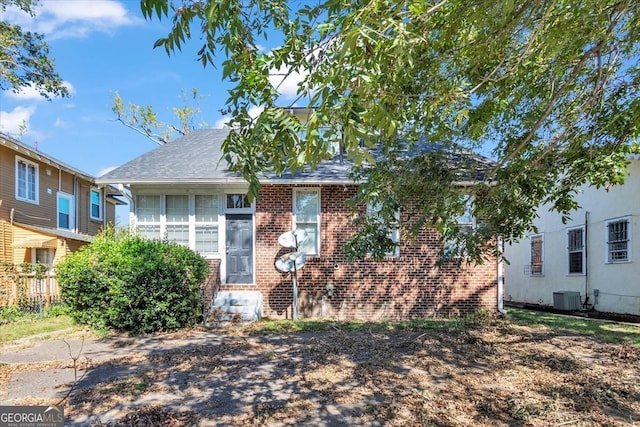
56 228 209 334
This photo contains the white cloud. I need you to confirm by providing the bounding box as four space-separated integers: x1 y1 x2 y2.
213 117 230 129
4 1 140 40
5 81 76 101
0 106 36 135
214 106 265 129
269 65 308 100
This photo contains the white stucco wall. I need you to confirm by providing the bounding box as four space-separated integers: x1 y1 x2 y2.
504 159 640 316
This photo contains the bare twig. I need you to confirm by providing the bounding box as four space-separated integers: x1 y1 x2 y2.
55 337 91 406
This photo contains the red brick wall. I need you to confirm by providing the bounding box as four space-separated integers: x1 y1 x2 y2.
220 184 497 321
202 259 221 310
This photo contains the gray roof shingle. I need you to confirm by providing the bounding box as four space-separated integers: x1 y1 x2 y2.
96 128 355 185
96 129 496 185
97 129 236 184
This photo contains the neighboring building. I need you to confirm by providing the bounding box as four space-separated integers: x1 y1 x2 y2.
0 133 123 266
504 158 640 316
97 129 502 321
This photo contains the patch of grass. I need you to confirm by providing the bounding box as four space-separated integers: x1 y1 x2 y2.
507 308 640 346
0 314 82 343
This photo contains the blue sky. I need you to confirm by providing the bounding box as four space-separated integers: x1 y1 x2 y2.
0 1 299 177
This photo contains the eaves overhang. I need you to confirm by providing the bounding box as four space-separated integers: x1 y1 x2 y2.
1 133 95 182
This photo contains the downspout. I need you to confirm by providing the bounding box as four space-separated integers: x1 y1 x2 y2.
497 236 507 315
102 187 107 229
584 211 589 308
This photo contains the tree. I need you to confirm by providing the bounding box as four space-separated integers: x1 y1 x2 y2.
0 0 69 99
112 87 208 145
139 0 640 263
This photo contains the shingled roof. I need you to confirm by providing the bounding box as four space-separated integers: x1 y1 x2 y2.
96 128 496 186
96 128 354 185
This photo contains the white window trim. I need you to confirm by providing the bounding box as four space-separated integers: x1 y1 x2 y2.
135 194 162 239
367 201 400 258
567 225 586 275
135 193 223 258
57 192 75 231
15 156 39 204
90 188 103 221
223 191 254 214
293 188 321 256
165 194 190 247
32 247 55 265
605 216 632 264
529 233 544 276
194 193 222 256
443 196 475 260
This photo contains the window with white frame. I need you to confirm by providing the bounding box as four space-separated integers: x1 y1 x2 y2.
34 248 54 265
293 189 320 256
135 194 220 255
136 195 161 240
567 226 585 274
443 196 475 259
606 217 631 263
195 195 219 254
528 234 544 275
90 188 102 220
16 157 39 203
226 193 251 209
57 193 74 230
165 195 189 247
367 201 400 258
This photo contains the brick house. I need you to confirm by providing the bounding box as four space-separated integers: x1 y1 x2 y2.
97 129 503 321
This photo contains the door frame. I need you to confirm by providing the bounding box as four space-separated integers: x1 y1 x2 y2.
221 191 255 285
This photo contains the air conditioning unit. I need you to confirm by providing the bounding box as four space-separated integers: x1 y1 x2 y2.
553 291 581 311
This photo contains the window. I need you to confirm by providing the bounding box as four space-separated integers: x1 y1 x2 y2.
195 195 219 254
367 201 400 257
293 189 320 256
567 226 585 274
16 157 38 203
90 189 102 220
165 195 189 247
135 194 220 255
34 248 54 265
226 193 251 209
136 195 161 240
443 196 475 259
57 193 74 230
606 217 631 263
528 234 544 275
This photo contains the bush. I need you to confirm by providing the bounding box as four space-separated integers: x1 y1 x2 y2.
56 228 209 334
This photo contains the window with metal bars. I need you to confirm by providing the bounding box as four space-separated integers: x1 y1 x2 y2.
567 227 585 274
607 218 630 262
529 234 543 275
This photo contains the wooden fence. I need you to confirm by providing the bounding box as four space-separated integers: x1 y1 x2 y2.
0 267 61 308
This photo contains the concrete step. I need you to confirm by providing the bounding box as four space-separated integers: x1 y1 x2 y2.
206 290 263 326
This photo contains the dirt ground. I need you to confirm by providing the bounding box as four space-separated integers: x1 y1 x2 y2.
1 318 639 426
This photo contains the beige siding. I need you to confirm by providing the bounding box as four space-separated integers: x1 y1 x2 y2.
1 144 61 229
1 137 111 265
0 220 12 263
